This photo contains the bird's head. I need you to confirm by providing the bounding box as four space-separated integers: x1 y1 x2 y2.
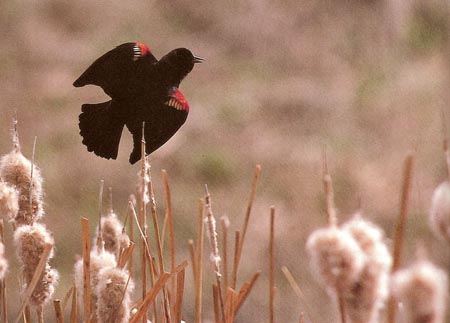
159 48 204 86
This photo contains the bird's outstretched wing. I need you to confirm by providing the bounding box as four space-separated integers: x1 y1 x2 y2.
127 88 189 164
73 42 157 99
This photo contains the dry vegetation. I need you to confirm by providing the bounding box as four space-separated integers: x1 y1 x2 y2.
0 0 450 322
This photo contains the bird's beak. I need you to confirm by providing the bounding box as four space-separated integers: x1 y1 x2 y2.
193 56 205 63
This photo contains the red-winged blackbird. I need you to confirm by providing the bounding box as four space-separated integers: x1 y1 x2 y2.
74 42 203 164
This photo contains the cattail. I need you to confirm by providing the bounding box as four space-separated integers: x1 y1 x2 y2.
0 181 18 221
342 215 392 323
392 259 448 323
96 267 134 323
429 181 450 241
74 249 117 310
0 241 8 279
14 223 58 306
95 213 130 257
0 150 44 226
306 225 365 293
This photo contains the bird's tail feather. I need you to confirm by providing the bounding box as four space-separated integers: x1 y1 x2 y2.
79 101 124 160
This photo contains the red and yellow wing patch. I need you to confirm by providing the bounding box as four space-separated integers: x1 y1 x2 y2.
133 42 151 61
166 88 189 112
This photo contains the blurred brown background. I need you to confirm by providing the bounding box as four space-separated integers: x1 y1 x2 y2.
0 0 449 322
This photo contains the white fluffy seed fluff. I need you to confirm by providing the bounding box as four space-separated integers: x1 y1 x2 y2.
0 241 8 279
392 259 448 323
95 213 129 258
342 215 392 323
0 181 18 221
429 181 450 241
306 225 365 293
74 249 117 306
13 223 58 306
0 150 44 226
96 267 134 323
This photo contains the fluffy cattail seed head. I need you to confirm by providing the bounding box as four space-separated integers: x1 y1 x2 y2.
14 223 58 306
429 181 450 241
306 225 365 293
342 215 392 323
96 267 134 323
74 249 117 306
95 213 129 257
0 242 8 279
392 259 448 323
0 181 18 221
0 150 44 226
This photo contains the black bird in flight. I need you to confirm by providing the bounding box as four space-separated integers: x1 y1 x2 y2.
73 42 203 164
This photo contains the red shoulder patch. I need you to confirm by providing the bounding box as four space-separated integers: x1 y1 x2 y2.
166 88 189 112
133 42 151 60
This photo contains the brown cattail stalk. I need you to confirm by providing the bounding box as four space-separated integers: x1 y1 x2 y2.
70 283 78 323
162 170 176 308
129 272 172 323
96 180 104 253
189 239 197 283
147 163 171 323
204 185 225 320
81 217 91 323
174 268 185 323
231 231 240 290
212 285 220 323
386 154 414 323
235 165 261 280
234 271 260 314
269 206 275 323
194 199 204 323
53 299 63 323
221 216 230 291
281 266 314 321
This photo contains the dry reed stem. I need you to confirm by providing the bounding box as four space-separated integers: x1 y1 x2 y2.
235 165 261 280
23 306 30 323
139 125 148 323
174 268 185 323
386 154 414 323
53 299 63 323
61 286 74 311
231 231 240 290
212 285 220 323
224 288 236 323
14 243 53 323
281 266 314 322
81 217 91 323
321 152 346 323
162 169 176 309
28 137 36 223
147 165 171 323
194 199 204 323
269 206 275 323
0 220 7 323
36 305 43 323
234 271 261 314
70 284 78 323
96 180 104 253
442 110 450 181
188 240 197 283
118 242 135 269
129 272 171 323
204 185 225 321
128 196 135 280
221 217 229 292
298 312 305 323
